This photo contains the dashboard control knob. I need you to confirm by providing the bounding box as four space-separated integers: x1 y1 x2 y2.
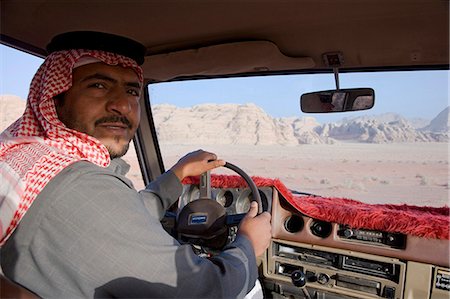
305 271 317 282
343 228 354 238
317 273 330 285
291 270 307 288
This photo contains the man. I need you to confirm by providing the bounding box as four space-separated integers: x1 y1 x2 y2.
0 31 272 298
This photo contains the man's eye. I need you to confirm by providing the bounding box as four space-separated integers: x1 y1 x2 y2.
90 83 105 89
128 89 140 97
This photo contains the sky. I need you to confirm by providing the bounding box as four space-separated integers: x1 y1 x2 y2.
149 70 449 122
1 44 449 123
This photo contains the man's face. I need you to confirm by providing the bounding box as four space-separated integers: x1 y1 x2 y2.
55 62 142 158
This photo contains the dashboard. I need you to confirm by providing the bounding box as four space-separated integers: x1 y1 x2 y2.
178 184 450 299
178 184 273 216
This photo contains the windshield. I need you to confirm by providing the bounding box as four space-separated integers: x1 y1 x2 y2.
148 70 449 207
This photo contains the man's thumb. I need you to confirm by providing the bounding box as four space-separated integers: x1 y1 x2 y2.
246 201 258 218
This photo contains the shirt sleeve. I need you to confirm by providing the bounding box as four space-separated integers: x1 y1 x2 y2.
1 161 258 298
139 170 183 220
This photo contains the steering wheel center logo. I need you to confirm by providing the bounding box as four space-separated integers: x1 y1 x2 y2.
189 213 208 225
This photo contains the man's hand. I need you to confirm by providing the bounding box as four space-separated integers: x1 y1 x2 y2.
238 201 272 257
170 149 225 181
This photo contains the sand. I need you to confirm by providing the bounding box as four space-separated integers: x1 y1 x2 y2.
124 142 449 207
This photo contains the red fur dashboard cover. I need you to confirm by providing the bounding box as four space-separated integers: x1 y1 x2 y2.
183 174 450 240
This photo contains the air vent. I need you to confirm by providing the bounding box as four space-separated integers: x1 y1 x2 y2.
284 215 304 233
310 220 332 238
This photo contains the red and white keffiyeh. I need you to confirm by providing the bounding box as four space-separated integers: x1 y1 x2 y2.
0 49 143 246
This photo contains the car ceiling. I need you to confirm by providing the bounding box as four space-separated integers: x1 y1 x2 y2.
1 0 449 81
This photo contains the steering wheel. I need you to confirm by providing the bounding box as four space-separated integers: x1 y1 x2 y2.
176 162 262 249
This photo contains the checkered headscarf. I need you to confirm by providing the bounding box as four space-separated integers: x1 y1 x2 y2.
0 49 143 246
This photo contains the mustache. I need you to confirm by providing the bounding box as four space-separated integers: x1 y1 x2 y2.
95 116 132 129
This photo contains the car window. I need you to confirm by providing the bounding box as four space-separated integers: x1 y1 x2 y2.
148 70 449 207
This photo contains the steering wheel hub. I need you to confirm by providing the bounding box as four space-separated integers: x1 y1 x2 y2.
176 162 262 249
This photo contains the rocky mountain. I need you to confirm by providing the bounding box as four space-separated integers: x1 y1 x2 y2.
421 106 450 133
409 117 432 129
1 95 448 145
153 103 449 145
341 113 408 124
320 117 438 143
153 103 307 145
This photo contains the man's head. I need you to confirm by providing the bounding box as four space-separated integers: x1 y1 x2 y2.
47 31 146 158
54 62 142 159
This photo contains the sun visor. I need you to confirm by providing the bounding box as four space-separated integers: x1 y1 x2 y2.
143 41 315 81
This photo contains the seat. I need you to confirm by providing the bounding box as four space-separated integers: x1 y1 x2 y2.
0 275 38 299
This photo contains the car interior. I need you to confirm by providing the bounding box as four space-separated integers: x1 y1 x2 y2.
1 1 449 298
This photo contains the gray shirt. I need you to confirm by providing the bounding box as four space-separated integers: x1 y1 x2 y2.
1 159 257 298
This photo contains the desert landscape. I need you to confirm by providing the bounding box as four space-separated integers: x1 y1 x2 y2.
1 95 449 208
158 142 449 207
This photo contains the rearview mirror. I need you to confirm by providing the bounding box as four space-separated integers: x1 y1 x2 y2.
300 88 375 113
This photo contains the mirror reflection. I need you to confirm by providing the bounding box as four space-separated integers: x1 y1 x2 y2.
301 88 375 113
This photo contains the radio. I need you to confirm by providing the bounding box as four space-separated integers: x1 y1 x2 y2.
337 225 406 249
